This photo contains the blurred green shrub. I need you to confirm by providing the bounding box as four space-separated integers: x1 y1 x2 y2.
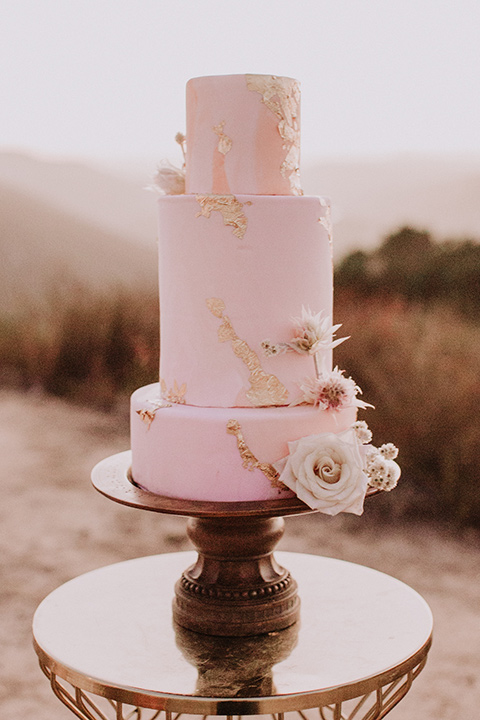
336 226 480 319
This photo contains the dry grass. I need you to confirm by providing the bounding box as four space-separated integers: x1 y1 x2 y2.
335 296 480 526
0 286 159 409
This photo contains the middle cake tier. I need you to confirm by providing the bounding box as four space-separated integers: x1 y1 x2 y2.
158 193 333 408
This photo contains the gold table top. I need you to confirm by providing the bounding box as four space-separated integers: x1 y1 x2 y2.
33 551 432 715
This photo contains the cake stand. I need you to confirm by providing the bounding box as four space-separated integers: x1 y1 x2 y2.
91 451 380 637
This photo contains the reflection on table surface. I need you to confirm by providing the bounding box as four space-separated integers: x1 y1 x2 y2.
33 551 432 709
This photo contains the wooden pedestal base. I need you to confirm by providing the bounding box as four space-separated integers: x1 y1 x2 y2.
173 516 300 636
91 452 315 637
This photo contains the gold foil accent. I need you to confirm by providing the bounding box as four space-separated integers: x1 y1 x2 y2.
207 298 289 407
213 121 233 155
206 297 226 318
226 419 285 489
137 409 157 428
137 398 172 429
245 74 302 195
160 378 187 404
195 194 250 239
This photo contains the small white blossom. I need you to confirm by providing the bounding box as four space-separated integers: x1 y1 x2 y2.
352 420 373 444
379 442 399 461
367 453 388 480
261 339 287 357
365 445 401 491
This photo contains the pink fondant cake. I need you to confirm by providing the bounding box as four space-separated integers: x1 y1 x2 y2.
130 74 400 513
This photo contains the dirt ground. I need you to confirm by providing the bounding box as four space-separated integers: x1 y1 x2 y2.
0 389 478 719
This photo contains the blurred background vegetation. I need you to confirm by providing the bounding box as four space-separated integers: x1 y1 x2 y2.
0 226 479 528
334 227 480 529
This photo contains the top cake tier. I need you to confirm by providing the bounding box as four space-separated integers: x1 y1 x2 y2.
185 74 302 196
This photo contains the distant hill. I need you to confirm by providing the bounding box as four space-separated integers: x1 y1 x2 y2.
0 182 157 313
1 151 479 290
303 155 480 258
0 151 158 248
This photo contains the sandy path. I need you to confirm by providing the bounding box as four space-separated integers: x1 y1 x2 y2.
0 390 478 719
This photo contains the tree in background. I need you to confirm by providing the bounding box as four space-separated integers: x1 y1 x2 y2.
335 226 480 318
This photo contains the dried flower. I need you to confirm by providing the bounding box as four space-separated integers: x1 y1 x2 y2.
136 408 157 428
352 420 373 444
261 339 287 357
288 307 348 356
367 453 388 478
298 367 373 411
365 444 401 491
148 132 187 195
151 160 185 195
175 132 187 162
379 442 399 461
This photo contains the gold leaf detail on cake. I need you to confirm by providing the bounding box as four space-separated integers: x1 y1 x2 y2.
206 299 289 407
195 194 251 239
213 121 233 155
245 74 302 196
160 378 187 404
137 409 157 428
137 398 172 428
206 297 226 318
226 419 285 490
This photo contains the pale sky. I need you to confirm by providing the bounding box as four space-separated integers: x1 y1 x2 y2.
2 0 480 167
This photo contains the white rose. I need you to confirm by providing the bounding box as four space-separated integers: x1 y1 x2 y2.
273 429 368 516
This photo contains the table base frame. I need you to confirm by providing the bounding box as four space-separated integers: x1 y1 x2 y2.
39 654 428 720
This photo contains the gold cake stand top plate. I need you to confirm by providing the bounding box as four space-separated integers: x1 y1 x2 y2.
91 451 380 518
91 450 315 518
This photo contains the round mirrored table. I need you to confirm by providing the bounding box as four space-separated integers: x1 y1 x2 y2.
33 551 432 720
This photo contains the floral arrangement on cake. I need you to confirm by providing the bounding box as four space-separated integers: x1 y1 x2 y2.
263 307 400 515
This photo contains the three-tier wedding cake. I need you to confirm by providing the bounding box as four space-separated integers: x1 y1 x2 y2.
130 74 400 514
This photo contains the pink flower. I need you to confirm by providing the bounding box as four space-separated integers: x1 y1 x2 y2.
299 367 373 411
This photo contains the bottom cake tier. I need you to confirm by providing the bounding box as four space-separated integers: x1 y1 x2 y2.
130 383 357 502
